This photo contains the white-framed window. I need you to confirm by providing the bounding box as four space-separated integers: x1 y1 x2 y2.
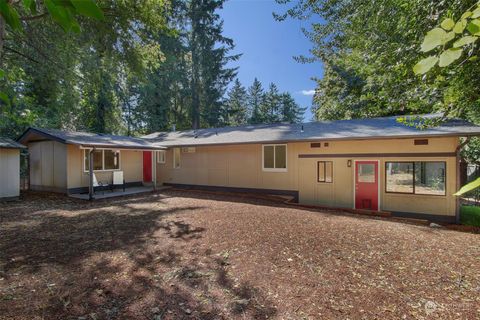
84 149 120 172
262 144 287 172
156 150 166 164
173 147 181 169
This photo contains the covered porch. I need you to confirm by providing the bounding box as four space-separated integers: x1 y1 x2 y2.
80 145 166 200
69 185 170 200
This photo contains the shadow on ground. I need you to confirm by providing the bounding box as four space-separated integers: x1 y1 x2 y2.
0 191 276 319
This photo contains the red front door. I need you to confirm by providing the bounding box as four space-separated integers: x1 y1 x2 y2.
355 161 379 210
143 151 152 183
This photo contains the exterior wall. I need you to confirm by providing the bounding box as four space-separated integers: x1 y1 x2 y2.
294 138 458 217
0 148 20 198
157 143 298 191
157 137 459 218
66 145 144 190
29 141 67 192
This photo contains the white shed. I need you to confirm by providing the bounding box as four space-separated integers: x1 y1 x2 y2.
0 138 25 200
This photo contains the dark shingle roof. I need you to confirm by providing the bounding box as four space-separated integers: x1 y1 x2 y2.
0 137 26 149
143 114 480 147
18 128 165 150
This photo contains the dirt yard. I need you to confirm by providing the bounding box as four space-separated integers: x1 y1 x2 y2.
1 190 479 320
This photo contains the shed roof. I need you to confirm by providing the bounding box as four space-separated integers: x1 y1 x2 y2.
0 137 26 149
18 127 165 150
143 114 480 147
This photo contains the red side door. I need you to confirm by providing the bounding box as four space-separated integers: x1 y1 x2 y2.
143 151 152 183
355 161 379 210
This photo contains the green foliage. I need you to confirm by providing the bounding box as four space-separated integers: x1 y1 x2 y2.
441 18 455 31
460 205 480 227
414 2 480 74
223 79 248 126
439 48 463 67
413 56 438 75
274 0 480 161
0 0 21 30
454 177 480 196
0 0 104 32
420 28 448 52
0 0 305 140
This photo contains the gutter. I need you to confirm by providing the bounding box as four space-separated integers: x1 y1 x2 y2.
455 137 470 224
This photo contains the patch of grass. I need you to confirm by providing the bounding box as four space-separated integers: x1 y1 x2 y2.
460 205 480 227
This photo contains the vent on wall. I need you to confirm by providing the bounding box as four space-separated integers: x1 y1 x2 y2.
310 142 321 148
414 139 429 145
181 147 196 153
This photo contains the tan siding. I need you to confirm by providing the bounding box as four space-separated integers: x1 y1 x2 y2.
28 141 67 191
66 145 143 189
0 149 20 198
157 136 459 217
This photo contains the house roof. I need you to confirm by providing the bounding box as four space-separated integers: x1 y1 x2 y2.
143 114 480 147
18 127 165 150
0 137 26 149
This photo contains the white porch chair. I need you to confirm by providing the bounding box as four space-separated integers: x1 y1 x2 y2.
113 171 125 192
92 173 109 194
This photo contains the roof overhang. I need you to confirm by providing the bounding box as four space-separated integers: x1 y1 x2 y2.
154 132 480 148
18 127 166 151
78 145 166 151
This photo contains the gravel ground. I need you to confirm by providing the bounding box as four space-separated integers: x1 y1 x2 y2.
0 190 479 320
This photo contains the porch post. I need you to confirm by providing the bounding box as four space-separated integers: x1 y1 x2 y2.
153 150 157 191
89 149 94 201
455 137 470 224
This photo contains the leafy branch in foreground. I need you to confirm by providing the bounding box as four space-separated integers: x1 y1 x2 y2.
414 1 480 74
454 177 480 196
0 0 104 32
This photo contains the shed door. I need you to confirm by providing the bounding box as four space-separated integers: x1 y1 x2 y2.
143 151 152 183
355 161 379 210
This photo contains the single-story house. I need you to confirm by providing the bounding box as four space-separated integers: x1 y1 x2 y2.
0 137 26 200
17 114 480 222
17 128 165 197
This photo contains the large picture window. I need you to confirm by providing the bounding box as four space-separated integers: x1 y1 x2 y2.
317 161 333 183
385 161 446 195
263 144 287 171
84 150 120 172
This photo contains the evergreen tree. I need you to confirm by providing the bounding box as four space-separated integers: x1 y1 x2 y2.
279 93 305 123
224 79 248 126
262 83 281 123
187 0 239 129
247 78 265 124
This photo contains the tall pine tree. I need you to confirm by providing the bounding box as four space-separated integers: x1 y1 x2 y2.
248 78 265 124
187 0 239 129
224 79 248 126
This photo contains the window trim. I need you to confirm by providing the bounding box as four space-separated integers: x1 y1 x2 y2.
83 149 121 173
173 147 181 169
157 150 166 164
385 161 446 196
317 161 333 183
262 144 288 172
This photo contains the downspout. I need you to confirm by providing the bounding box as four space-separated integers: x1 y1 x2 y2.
153 150 157 191
455 137 470 224
89 148 94 201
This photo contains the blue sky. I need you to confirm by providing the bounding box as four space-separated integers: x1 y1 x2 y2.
219 0 324 121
